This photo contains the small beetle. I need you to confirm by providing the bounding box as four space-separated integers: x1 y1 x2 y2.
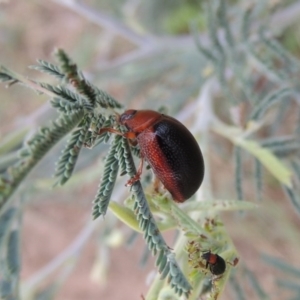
201 250 226 276
100 109 205 202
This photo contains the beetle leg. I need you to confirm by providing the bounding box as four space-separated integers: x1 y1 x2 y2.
205 261 209 269
153 176 161 193
128 139 138 146
126 157 144 186
227 257 239 267
98 127 122 135
98 127 137 139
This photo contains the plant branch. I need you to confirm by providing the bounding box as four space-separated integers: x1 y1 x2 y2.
50 0 153 47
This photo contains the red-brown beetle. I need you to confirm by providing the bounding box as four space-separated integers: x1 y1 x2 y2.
201 250 226 276
101 109 205 202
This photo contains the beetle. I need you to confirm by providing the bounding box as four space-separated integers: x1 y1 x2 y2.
201 250 226 276
100 109 205 202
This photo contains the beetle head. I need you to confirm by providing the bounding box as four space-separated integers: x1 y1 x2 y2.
120 110 137 125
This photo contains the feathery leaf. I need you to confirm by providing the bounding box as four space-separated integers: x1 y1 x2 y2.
119 138 192 297
250 87 293 121
6 230 20 276
30 60 65 80
55 119 91 185
92 135 121 219
0 110 85 211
